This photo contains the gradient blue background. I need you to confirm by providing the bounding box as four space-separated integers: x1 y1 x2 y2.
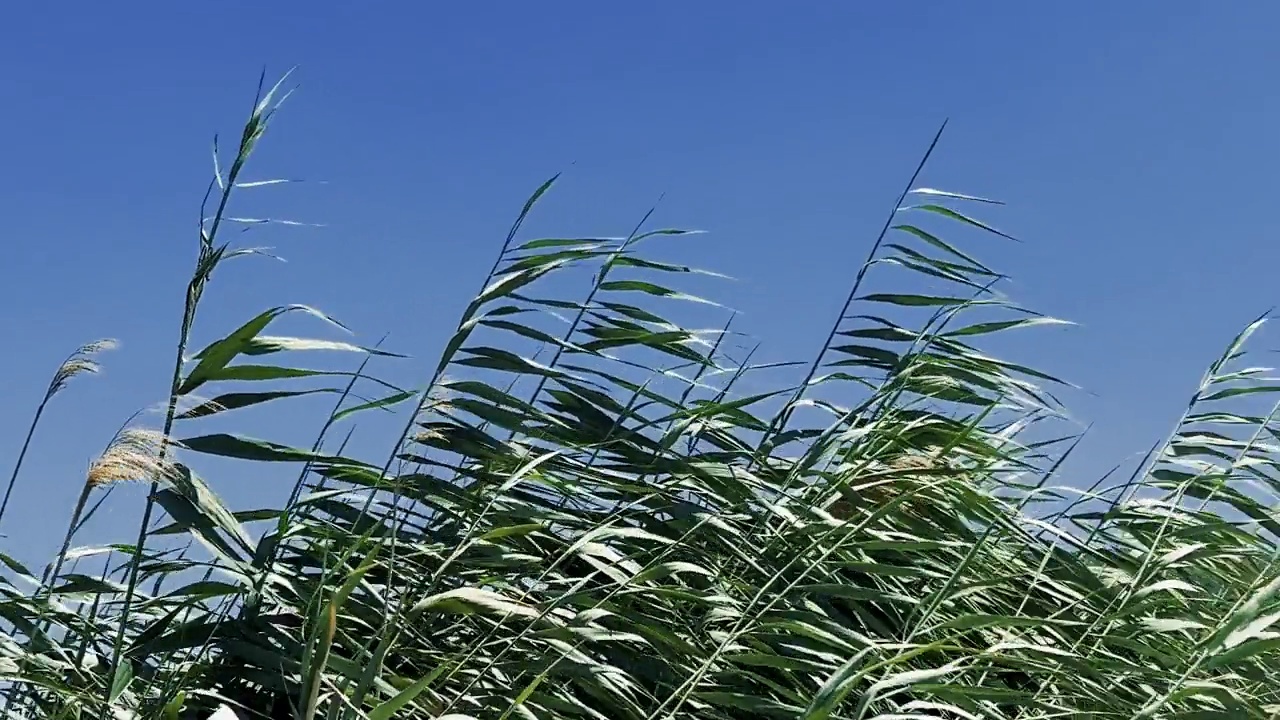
1 2 1277 566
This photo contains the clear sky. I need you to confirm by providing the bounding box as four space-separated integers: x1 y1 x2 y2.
2 2 1279 565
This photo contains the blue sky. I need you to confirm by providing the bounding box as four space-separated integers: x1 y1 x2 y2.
1 2 1278 564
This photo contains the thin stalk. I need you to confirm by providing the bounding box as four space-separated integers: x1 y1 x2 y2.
100 74 285 717
0 399 50 529
765 120 948 447
42 484 94 607
0 340 116 529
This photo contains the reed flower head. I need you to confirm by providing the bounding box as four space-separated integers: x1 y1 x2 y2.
45 339 118 402
409 379 456 448
890 453 937 472
412 427 444 446
87 429 180 488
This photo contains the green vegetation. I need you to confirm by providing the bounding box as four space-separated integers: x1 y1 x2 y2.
4 76 1280 720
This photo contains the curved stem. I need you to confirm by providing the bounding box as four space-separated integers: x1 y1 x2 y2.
0 398 50 529
767 120 948 445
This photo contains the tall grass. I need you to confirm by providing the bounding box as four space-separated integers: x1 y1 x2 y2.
3 75 1280 720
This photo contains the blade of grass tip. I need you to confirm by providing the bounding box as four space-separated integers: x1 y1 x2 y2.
205 72 275 248
769 119 948 442
212 137 224 192
908 187 1005 205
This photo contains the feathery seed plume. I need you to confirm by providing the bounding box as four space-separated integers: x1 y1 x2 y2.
45 339 118 402
86 429 181 488
412 427 445 445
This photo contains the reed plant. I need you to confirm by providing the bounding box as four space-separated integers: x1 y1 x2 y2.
2 73 1279 720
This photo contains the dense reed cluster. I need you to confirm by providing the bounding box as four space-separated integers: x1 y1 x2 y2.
3 76 1279 720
